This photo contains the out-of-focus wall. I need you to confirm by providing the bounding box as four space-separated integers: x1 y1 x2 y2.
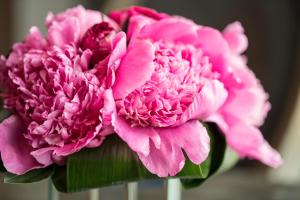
0 0 12 53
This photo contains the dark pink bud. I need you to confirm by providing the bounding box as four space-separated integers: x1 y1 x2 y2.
80 22 116 66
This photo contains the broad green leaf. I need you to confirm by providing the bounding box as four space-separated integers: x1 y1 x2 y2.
180 123 227 189
52 133 213 193
4 166 54 183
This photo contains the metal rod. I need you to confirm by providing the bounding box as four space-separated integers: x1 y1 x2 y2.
127 182 138 200
48 179 59 200
167 179 181 200
89 189 100 200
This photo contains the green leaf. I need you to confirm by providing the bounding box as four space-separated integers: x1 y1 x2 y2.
180 123 227 189
4 166 54 183
52 134 212 193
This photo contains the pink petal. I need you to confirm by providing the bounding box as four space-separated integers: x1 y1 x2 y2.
108 32 127 69
139 18 198 44
197 27 230 69
226 122 282 168
138 120 210 177
223 21 248 54
127 15 155 41
179 80 228 124
112 114 160 156
113 40 155 99
47 17 81 46
223 88 271 127
138 136 185 177
31 147 55 166
0 115 42 175
106 32 127 88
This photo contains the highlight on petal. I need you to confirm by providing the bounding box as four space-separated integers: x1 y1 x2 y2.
223 21 248 54
179 80 228 124
226 122 282 168
0 115 42 175
138 120 210 177
113 39 155 99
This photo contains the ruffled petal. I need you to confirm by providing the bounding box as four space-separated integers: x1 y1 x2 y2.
179 80 228 124
138 120 210 177
0 115 42 175
226 121 282 168
113 39 155 99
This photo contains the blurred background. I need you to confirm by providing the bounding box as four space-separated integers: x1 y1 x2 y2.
0 0 299 199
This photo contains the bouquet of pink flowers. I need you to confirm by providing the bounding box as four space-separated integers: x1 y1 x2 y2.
0 6 282 192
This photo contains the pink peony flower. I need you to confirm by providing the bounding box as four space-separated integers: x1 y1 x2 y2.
111 14 228 177
0 6 126 175
197 22 282 167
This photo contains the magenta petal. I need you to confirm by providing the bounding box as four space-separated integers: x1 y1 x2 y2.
179 80 228 124
113 40 155 99
226 122 282 168
0 115 42 175
139 18 198 44
138 120 210 177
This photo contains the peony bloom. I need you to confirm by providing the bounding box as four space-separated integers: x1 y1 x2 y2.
0 6 126 175
197 22 282 167
110 11 228 177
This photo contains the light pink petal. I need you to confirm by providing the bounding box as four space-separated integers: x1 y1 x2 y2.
102 89 116 127
224 88 271 127
0 115 42 175
113 40 155 99
31 147 55 166
226 122 282 168
138 136 185 177
179 80 228 124
127 15 155 41
138 120 210 177
223 21 248 54
139 18 198 44
47 17 81 46
165 120 210 164
197 27 230 69
112 114 160 156
108 32 127 68
106 32 127 88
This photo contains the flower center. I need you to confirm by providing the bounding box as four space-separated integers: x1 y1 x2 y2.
117 41 213 127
